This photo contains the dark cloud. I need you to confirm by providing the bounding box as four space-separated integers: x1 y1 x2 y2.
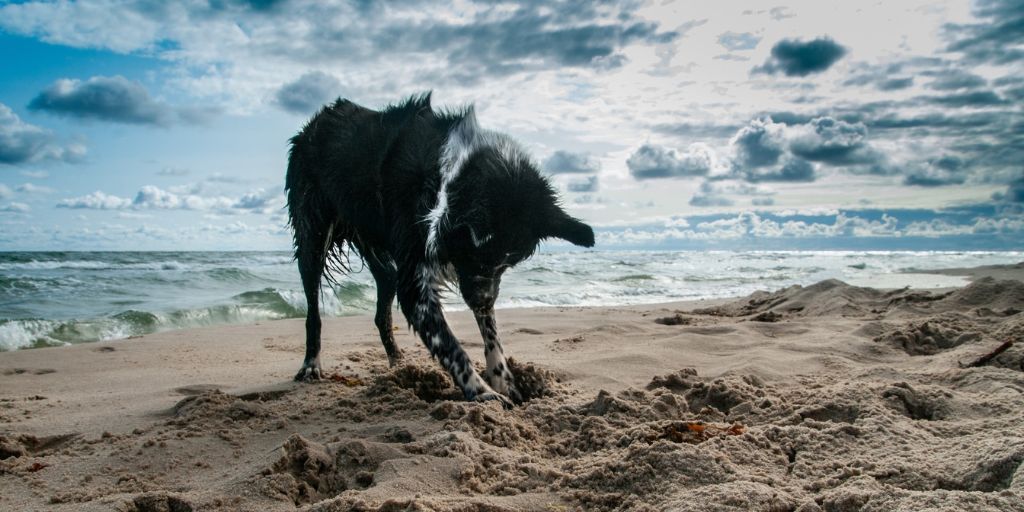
651 121 740 139
567 175 599 193
866 111 1005 131
29 76 168 125
992 173 1024 202
925 69 987 90
877 77 914 91
276 71 342 115
921 90 1007 108
840 70 914 91
788 117 874 165
731 118 785 168
944 0 1024 65
0 102 83 165
744 157 816 183
310 3 679 79
209 0 287 12
753 37 847 77
542 150 600 174
718 31 760 51
626 143 717 179
904 170 967 187
1002 85 1024 102
689 193 734 207
903 156 969 187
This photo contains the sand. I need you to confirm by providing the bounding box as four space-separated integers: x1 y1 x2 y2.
2 264 1024 511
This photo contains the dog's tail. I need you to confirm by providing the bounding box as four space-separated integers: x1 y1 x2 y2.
285 123 355 285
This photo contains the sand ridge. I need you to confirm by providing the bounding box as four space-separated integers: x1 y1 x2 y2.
2 271 1024 511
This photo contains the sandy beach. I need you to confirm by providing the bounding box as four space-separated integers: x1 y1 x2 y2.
2 264 1023 511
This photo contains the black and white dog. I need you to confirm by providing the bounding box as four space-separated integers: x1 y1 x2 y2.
285 93 594 407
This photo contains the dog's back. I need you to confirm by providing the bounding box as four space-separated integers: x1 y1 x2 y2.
285 94 440 251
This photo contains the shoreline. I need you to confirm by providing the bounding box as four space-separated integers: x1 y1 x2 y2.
1 264 1023 510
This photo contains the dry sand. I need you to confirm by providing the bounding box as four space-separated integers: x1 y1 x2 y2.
2 264 1024 511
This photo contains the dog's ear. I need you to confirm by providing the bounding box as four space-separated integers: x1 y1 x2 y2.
544 211 595 248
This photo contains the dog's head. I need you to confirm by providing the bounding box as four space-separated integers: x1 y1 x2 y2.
431 116 594 313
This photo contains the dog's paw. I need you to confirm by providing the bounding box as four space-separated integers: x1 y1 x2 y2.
293 360 323 382
505 385 524 406
488 372 523 405
474 391 515 410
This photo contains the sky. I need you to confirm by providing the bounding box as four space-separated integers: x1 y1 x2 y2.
0 0 1021 251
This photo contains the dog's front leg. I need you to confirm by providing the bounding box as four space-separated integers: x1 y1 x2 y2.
399 263 512 409
473 309 522 405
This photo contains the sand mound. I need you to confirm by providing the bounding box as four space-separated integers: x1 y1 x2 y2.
874 314 983 355
695 278 1024 323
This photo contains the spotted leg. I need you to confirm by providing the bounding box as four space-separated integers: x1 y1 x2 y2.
474 309 522 404
398 262 512 409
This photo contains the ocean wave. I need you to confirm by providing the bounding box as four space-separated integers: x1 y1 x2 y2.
610 274 657 282
0 284 378 351
206 267 264 282
0 259 190 271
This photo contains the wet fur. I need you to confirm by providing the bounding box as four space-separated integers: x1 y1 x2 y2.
286 93 594 407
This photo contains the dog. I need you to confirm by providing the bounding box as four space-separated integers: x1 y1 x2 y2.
285 93 594 407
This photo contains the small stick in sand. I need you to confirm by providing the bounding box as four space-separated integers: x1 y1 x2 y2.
960 340 1014 368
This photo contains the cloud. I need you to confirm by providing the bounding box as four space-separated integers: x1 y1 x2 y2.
688 180 773 208
699 180 774 197
29 76 167 125
688 193 734 207
0 1 679 108
28 76 212 125
743 157 816 183
753 37 847 77
566 175 598 193
542 150 600 174
157 167 190 176
730 117 785 168
650 121 740 139
232 188 281 213
717 31 760 51
0 202 30 213
944 0 1024 65
992 173 1024 203
626 143 722 179
276 71 342 115
57 191 132 209
920 91 1007 108
0 102 84 165
752 197 775 206
903 155 968 187
20 170 49 179
16 183 54 194
788 117 871 164
925 69 987 90
0 184 11 199
57 185 283 213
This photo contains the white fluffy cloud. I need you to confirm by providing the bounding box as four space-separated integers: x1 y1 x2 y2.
57 185 283 213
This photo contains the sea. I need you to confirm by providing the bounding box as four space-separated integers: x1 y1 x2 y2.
1 250 1021 351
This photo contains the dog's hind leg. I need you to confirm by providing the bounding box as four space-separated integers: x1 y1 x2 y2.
474 310 522 404
360 246 403 367
293 222 333 381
